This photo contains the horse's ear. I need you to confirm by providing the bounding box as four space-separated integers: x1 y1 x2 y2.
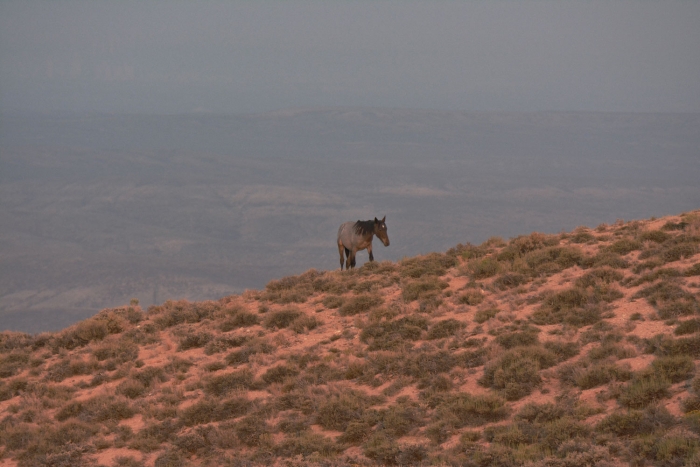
374 217 379 223
382 216 386 222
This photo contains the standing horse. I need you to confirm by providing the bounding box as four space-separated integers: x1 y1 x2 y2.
337 216 390 270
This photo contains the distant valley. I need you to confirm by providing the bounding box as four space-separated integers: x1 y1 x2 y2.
1 109 698 332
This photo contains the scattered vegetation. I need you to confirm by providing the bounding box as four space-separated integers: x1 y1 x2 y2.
1 210 699 466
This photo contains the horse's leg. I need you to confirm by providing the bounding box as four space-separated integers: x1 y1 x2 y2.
338 242 345 270
349 249 357 269
368 243 374 262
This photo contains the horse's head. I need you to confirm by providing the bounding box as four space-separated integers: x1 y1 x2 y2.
374 216 390 247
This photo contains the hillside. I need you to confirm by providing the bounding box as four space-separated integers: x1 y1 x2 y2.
3 110 700 333
1 209 700 467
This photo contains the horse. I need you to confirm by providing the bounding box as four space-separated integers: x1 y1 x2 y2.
337 216 390 270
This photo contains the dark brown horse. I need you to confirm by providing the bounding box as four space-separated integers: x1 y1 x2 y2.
337 216 390 270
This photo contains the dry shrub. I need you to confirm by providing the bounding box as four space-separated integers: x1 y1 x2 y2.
582 251 630 269
338 294 383 316
474 307 499 323
177 331 212 351
468 257 501 279
290 313 321 333
360 315 428 351
402 277 449 302
493 272 529 290
322 295 344 309
316 389 375 431
262 271 322 304
263 307 302 329
606 238 642 255
55 394 134 422
458 289 484 306
399 252 457 278
520 246 584 277
480 346 557 400
634 280 698 318
148 300 221 328
433 392 510 427
261 364 300 385
638 230 671 244
274 432 343 458
575 268 623 288
220 311 259 331
204 369 258 395
225 339 274 365
427 319 465 340
531 288 606 327
45 357 99 382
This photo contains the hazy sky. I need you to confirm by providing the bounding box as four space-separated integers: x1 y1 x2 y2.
1 1 699 114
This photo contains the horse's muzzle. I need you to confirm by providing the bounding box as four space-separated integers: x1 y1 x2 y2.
382 238 390 247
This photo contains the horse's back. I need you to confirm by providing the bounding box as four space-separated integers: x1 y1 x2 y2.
337 221 355 246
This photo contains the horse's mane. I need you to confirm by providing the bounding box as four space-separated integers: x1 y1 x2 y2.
353 220 375 236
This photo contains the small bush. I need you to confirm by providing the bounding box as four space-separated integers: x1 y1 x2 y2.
274 432 343 458
575 268 623 288
651 355 695 383
290 313 321 334
606 238 642 255
468 257 501 279
360 315 428 350
204 334 251 355
427 319 465 340
220 311 259 331
204 369 257 395
316 390 373 431
458 289 484 306
261 364 300 385
570 363 633 389
675 319 700 335
662 242 697 262
583 251 630 269
474 307 499 323
225 340 274 365
402 278 449 302
234 413 270 447
543 341 580 362
638 230 671 244
322 295 344 309
399 253 457 278
685 263 700 276
495 330 539 349
618 373 671 409
92 338 139 363
338 294 383 316
571 230 595 244
651 334 700 358
434 393 510 427
379 400 424 437
177 332 212 351
55 395 135 423
338 420 373 445
116 379 147 399
403 350 457 379
531 288 604 327
178 397 252 426
480 346 557 400
263 307 302 329
522 246 584 276
493 272 529 290
363 431 400 465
